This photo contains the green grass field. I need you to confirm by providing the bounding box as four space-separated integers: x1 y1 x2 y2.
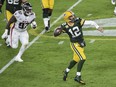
0 0 116 87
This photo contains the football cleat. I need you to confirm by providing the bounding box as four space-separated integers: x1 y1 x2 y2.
114 7 116 15
45 27 50 32
14 56 23 62
74 75 85 85
63 71 68 81
45 27 49 31
111 0 116 5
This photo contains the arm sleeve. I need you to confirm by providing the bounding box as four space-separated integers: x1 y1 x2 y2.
80 19 85 26
83 20 99 29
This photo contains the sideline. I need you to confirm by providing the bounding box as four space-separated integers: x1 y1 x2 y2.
0 0 83 74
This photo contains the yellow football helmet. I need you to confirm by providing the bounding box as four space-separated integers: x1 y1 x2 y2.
63 11 75 22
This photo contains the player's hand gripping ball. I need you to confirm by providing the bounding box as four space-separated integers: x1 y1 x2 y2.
54 27 62 37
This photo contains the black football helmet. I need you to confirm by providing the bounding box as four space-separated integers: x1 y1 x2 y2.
22 3 32 16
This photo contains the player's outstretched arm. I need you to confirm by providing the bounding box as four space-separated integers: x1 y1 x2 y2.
1 15 16 39
84 20 104 33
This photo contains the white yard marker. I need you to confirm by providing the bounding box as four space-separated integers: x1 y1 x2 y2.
58 41 64 45
0 43 2 46
89 39 95 44
87 14 92 17
0 0 83 74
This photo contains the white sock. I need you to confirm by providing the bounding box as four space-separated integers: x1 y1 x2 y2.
66 68 70 72
76 72 81 76
43 18 49 27
16 45 26 58
48 16 51 20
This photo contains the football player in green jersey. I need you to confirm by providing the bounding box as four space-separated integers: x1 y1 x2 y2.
54 11 103 85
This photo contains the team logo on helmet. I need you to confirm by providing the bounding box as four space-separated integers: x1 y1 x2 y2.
63 11 75 22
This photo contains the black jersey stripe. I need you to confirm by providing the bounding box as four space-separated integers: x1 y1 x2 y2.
71 43 83 60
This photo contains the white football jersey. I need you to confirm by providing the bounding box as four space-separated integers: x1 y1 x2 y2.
13 10 36 32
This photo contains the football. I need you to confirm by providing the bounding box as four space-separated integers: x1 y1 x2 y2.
54 27 62 37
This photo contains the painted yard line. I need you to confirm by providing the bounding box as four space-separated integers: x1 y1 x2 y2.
34 42 43 44
0 0 82 74
35 35 116 41
86 38 116 41
83 30 116 36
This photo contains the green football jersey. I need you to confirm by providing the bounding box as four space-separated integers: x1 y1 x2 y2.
6 0 22 14
61 18 85 43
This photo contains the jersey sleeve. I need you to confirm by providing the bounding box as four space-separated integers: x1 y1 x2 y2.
79 18 85 26
32 12 36 19
30 12 36 23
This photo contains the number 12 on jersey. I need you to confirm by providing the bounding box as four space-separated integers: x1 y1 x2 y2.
68 26 81 37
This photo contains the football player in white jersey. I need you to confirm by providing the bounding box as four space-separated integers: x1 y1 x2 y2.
3 2 37 62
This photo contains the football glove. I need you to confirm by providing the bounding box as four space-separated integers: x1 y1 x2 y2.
1 29 8 39
31 21 37 29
